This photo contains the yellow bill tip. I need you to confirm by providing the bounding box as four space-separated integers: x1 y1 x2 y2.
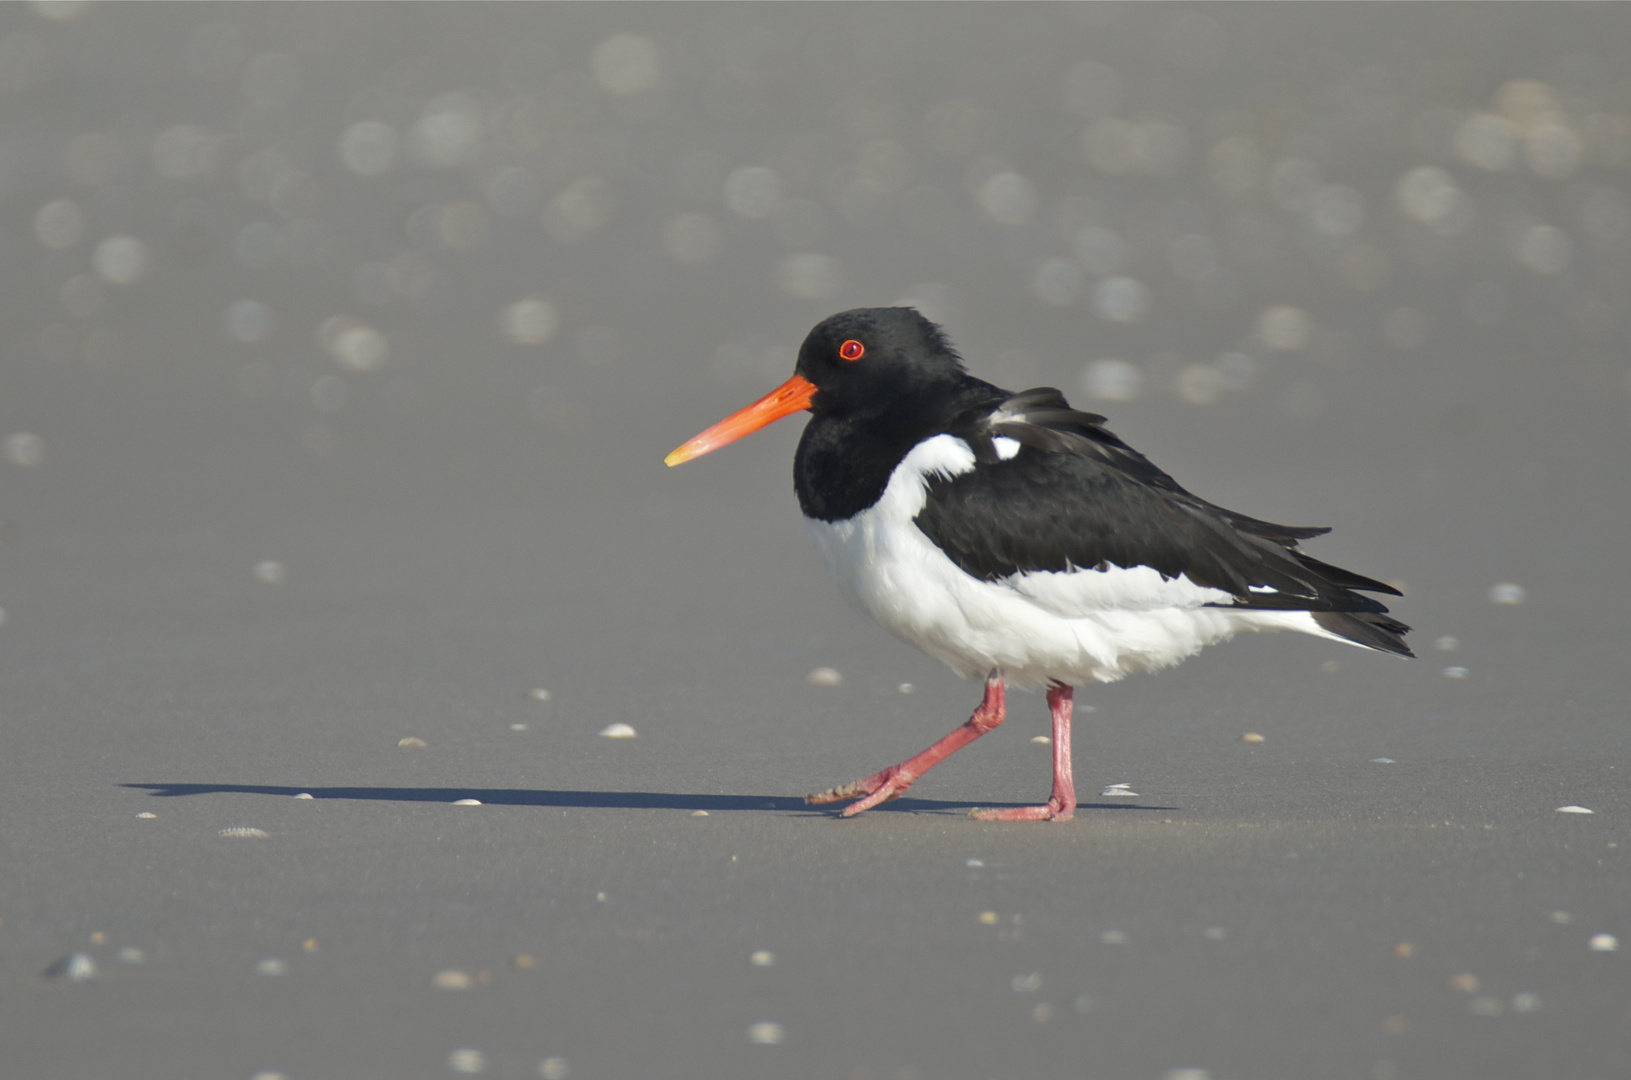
662 373 818 470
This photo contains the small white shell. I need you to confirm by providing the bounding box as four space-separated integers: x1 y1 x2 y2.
447 1048 487 1074
746 1021 784 1045
804 667 842 686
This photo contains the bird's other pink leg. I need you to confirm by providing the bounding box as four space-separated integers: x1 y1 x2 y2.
971 683 1076 822
807 673 1006 817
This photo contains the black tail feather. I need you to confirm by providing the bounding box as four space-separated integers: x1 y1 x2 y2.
1313 610 1414 657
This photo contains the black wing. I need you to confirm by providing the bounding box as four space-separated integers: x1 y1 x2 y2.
913 388 1412 655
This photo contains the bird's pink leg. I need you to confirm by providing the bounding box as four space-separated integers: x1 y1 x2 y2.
807 673 1006 817
971 683 1076 822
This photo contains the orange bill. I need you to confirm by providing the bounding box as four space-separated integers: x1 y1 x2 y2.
665 374 818 466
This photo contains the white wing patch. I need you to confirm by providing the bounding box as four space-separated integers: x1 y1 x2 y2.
987 402 1032 425
992 436 1021 461
1003 563 1233 615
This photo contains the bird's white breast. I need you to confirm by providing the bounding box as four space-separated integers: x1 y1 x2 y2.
805 434 1338 689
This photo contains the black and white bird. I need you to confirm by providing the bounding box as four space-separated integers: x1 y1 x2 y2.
666 308 1411 821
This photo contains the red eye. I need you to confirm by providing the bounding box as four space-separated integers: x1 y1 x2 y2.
838 339 865 362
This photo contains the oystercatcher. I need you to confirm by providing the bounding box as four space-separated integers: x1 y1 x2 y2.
666 308 1410 821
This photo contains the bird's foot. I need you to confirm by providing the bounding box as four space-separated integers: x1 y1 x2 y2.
805 765 916 817
970 795 1075 822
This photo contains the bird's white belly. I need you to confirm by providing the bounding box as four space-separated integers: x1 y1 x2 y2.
805 434 1332 690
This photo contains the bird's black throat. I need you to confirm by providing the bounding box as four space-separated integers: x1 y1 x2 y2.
793 379 1005 522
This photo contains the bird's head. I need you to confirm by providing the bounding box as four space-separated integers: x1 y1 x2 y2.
665 307 965 466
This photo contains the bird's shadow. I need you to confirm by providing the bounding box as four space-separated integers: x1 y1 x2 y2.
122 782 1174 816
